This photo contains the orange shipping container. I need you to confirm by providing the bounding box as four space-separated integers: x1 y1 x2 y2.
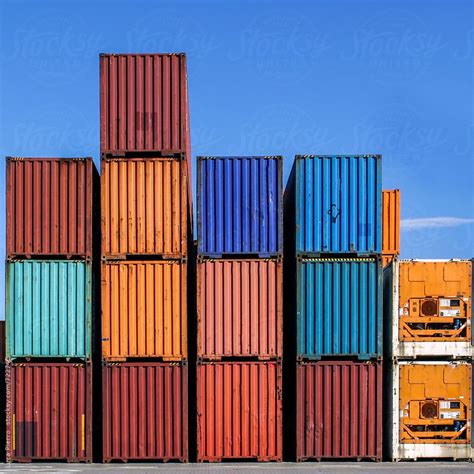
197 259 283 359
382 189 400 256
398 260 472 341
101 158 188 258
101 260 187 360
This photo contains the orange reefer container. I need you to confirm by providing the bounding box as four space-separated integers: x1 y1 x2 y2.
101 158 188 259
101 260 187 360
399 362 471 444
398 260 472 341
382 189 400 263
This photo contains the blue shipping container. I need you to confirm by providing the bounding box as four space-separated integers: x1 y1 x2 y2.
197 156 282 257
6 260 92 359
297 258 382 359
289 155 382 255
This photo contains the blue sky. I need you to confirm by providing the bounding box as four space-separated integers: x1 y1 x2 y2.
0 0 473 317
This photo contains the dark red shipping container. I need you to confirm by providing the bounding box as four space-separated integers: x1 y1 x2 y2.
6 362 92 463
102 361 188 462
297 361 382 461
197 361 282 462
6 158 97 259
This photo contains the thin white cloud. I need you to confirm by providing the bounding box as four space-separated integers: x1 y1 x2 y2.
401 217 474 231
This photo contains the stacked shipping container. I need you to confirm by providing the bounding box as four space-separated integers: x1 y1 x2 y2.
285 155 383 461
99 53 191 462
196 156 283 461
5 157 98 462
382 190 400 268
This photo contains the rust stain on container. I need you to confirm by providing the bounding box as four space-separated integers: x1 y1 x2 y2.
197 259 282 359
197 361 282 462
382 190 400 256
101 260 187 360
101 158 188 258
6 361 92 462
297 361 382 461
102 361 188 462
6 158 97 259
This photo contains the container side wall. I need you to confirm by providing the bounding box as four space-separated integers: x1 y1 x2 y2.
382 190 400 256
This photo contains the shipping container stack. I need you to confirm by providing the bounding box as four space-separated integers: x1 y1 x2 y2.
99 53 191 462
285 155 383 462
382 190 400 268
384 256 474 460
5 157 98 462
196 156 283 462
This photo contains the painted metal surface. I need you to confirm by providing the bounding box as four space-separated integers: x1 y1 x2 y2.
100 53 190 156
6 158 96 259
382 189 400 256
197 361 282 462
102 361 188 462
101 260 187 360
198 156 283 257
0 320 5 362
297 258 382 359
6 361 92 462
101 158 188 258
296 361 382 461
6 261 91 359
197 259 282 359
289 155 382 255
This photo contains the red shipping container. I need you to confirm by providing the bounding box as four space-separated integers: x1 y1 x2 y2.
6 361 92 463
296 360 382 461
6 158 97 259
102 361 188 462
197 361 282 462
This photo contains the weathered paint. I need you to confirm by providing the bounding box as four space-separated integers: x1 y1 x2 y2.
102 361 188 462
197 259 283 359
101 158 188 258
101 260 187 360
198 156 283 257
382 189 400 256
197 361 282 462
297 258 382 359
6 261 91 359
288 155 382 255
296 361 382 461
6 361 92 462
6 158 96 259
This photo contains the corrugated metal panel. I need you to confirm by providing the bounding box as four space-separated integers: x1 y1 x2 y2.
382 189 400 256
297 258 382 358
291 155 382 255
197 361 282 462
101 260 187 360
0 321 5 362
296 361 382 461
101 158 188 258
198 156 283 257
6 361 92 462
6 158 96 259
197 259 282 358
6 261 91 359
102 361 188 462
100 53 189 155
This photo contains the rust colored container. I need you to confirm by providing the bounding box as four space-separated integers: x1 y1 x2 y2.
382 254 395 268
296 361 382 461
102 361 188 462
197 361 282 462
100 53 190 156
101 260 187 360
197 259 282 359
382 189 400 256
6 361 92 463
6 158 97 259
101 158 188 258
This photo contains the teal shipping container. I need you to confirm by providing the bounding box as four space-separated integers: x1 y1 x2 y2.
6 261 92 359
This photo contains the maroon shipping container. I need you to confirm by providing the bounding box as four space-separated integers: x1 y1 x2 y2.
102 361 188 462
6 362 92 463
296 361 382 461
0 320 5 362
197 361 282 462
6 158 97 259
